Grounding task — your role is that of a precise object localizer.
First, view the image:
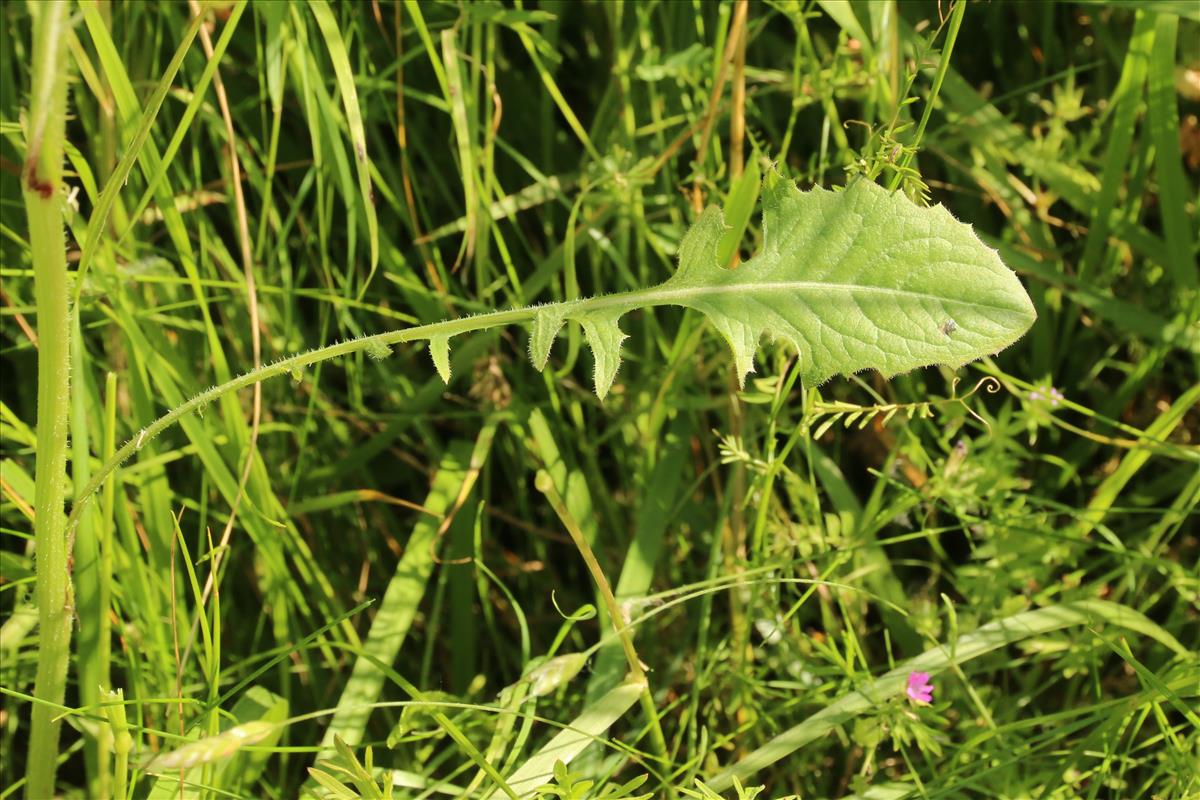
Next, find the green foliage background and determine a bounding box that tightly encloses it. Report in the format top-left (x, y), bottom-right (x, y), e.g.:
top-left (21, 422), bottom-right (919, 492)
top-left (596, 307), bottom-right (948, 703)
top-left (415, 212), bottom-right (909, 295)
top-left (1, 0), bottom-right (1197, 797)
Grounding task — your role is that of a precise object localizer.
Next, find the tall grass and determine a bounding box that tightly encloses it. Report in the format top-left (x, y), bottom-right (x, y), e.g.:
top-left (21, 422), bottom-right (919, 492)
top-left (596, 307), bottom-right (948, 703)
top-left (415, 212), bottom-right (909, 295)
top-left (1, 1), bottom-right (1197, 798)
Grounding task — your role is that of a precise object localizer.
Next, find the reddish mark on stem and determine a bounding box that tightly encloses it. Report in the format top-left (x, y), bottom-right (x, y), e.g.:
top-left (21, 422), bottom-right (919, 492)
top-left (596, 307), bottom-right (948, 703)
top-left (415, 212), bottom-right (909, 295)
top-left (24, 161), bottom-right (54, 198)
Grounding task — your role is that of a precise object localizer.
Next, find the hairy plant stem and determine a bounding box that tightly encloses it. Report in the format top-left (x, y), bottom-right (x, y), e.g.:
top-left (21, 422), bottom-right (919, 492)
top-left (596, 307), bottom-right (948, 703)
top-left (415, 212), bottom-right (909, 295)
top-left (65, 285), bottom-right (669, 536)
top-left (24, 3), bottom-right (73, 797)
top-left (67, 306), bottom-right (528, 534)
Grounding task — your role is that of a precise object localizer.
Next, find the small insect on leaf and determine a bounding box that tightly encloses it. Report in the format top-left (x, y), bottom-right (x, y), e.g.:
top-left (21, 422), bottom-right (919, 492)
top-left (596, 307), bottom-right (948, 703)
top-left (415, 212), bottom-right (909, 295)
top-left (940, 319), bottom-right (958, 336)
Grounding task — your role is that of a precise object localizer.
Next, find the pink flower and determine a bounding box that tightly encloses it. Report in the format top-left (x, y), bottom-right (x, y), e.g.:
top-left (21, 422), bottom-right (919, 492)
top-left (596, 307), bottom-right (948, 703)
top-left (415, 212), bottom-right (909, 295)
top-left (906, 671), bottom-right (933, 705)
top-left (1029, 386), bottom-right (1064, 407)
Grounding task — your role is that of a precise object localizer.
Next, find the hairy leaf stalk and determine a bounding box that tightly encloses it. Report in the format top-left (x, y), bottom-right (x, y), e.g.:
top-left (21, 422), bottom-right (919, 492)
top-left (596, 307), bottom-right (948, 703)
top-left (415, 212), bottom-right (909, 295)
top-left (24, 2), bottom-right (74, 797)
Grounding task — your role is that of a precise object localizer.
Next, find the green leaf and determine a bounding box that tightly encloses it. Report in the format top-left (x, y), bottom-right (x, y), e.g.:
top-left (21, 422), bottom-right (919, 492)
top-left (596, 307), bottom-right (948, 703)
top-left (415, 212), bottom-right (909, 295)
top-left (530, 307), bottom-right (568, 372)
top-left (716, 153), bottom-right (762, 266)
top-left (575, 309), bottom-right (628, 401)
top-left (430, 335), bottom-right (452, 384)
top-left (308, 0), bottom-right (379, 290)
top-left (534, 178), bottom-right (1036, 395)
top-left (485, 679), bottom-right (645, 798)
top-left (68, 180), bottom-right (1036, 525)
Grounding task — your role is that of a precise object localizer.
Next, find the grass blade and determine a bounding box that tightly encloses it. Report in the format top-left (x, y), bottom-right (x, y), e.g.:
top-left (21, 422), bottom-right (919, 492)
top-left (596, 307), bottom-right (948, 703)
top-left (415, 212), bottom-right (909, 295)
top-left (708, 599), bottom-right (1188, 791)
top-left (488, 679), bottom-right (646, 799)
top-left (317, 440), bottom-right (480, 754)
top-left (307, 0), bottom-right (380, 293)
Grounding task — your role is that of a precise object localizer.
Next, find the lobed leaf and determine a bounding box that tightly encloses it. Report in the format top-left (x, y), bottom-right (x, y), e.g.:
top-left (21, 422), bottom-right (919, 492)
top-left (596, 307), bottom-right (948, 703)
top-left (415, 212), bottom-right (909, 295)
top-left (532, 178), bottom-right (1036, 397)
top-left (68, 180), bottom-right (1037, 534)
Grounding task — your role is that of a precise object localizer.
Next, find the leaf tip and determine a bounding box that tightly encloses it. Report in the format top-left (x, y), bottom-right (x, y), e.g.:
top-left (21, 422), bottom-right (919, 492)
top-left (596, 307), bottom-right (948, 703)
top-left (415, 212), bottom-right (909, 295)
top-left (429, 335), bottom-right (451, 384)
top-left (591, 329), bottom-right (628, 401)
top-left (530, 308), bottom-right (566, 372)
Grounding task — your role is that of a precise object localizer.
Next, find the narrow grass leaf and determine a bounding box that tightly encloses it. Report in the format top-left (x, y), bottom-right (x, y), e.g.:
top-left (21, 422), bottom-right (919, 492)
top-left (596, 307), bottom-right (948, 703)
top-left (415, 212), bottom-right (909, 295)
top-left (317, 441), bottom-right (477, 754)
top-left (73, 8), bottom-right (205, 292)
top-left (1079, 10), bottom-right (1155, 281)
top-left (716, 151), bottom-right (762, 266)
top-left (1145, 11), bottom-right (1196, 290)
top-left (308, 0), bottom-right (379, 289)
top-left (489, 679), bottom-right (645, 799)
top-left (709, 599), bottom-right (1188, 790)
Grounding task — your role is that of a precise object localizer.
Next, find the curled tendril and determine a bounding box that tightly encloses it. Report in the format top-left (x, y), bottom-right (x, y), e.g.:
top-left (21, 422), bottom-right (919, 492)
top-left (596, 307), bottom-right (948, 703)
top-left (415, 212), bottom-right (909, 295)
top-left (948, 375), bottom-right (1000, 399)
top-left (957, 376), bottom-right (1001, 400)
top-left (954, 376), bottom-right (1003, 432)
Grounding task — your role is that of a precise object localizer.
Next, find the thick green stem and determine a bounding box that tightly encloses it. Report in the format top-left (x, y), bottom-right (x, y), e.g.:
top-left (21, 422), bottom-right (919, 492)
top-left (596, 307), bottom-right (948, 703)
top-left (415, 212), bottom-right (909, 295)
top-left (24, 3), bottom-right (73, 797)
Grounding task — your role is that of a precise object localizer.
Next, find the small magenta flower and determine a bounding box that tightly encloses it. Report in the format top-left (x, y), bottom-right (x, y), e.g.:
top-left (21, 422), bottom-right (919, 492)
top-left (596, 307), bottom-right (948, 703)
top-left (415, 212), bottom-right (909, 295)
top-left (906, 671), bottom-right (933, 705)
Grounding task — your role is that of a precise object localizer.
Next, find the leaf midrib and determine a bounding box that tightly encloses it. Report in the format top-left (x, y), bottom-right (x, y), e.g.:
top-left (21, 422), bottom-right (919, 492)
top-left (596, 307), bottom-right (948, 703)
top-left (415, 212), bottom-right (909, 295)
top-left (577, 281), bottom-right (1030, 316)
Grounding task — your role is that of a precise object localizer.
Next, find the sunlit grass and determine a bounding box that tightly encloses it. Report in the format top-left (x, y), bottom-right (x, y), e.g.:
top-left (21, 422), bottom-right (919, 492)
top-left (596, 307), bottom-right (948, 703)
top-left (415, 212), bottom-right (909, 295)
top-left (1, 1), bottom-right (1197, 798)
